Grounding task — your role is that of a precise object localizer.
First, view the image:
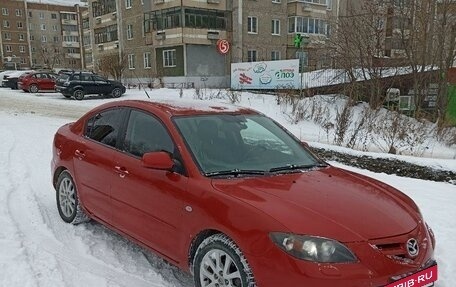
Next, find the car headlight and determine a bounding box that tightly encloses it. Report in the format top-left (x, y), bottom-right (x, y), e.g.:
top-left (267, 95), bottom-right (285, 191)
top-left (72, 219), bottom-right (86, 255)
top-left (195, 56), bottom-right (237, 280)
top-left (63, 81), bottom-right (70, 87)
top-left (270, 232), bottom-right (357, 263)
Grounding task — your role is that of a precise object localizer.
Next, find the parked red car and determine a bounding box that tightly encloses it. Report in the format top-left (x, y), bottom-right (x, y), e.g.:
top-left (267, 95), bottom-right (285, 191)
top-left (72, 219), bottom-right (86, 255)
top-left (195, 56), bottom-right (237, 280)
top-left (18, 72), bottom-right (57, 93)
top-left (51, 100), bottom-right (436, 287)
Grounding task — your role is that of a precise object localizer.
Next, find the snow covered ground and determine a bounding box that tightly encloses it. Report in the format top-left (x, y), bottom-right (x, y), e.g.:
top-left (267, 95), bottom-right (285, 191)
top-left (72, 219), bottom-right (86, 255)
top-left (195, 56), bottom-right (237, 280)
top-left (0, 87), bottom-right (454, 286)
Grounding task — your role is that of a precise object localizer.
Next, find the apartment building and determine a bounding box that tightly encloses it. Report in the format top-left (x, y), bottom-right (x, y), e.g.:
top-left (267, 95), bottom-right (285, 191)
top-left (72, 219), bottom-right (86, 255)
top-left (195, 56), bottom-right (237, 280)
top-left (0, 0), bottom-right (85, 71)
top-left (81, 0), bottom-right (338, 85)
top-left (27, 3), bottom-right (84, 70)
top-left (0, 0), bottom-right (30, 69)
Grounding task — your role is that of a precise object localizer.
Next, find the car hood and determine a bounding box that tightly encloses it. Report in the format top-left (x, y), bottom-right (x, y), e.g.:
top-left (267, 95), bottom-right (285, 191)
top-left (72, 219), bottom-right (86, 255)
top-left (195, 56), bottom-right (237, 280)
top-left (211, 166), bottom-right (419, 242)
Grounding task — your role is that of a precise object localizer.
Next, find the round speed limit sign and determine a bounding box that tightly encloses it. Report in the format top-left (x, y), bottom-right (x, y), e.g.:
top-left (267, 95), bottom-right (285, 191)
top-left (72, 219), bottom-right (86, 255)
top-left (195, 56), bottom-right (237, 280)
top-left (216, 39), bottom-right (230, 54)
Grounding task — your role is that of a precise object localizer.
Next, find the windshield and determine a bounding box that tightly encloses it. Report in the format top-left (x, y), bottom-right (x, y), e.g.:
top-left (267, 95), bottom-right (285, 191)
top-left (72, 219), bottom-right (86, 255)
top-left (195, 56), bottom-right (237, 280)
top-left (173, 114), bottom-right (320, 175)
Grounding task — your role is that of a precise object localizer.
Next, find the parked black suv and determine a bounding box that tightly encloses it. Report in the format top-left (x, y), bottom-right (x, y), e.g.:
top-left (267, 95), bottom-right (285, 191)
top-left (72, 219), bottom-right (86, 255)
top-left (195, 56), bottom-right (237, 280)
top-left (55, 71), bottom-right (126, 100)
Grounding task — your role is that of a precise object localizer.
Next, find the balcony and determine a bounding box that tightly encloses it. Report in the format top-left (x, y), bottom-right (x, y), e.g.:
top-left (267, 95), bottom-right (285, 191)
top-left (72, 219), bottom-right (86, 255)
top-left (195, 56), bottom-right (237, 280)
top-left (61, 19), bottom-right (78, 26)
top-left (62, 31), bottom-right (79, 36)
top-left (62, 42), bottom-right (80, 48)
top-left (66, 53), bottom-right (81, 59)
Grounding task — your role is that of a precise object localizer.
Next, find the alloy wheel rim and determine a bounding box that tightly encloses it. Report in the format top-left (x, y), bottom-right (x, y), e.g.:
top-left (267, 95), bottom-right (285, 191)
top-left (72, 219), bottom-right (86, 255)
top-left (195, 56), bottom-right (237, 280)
top-left (75, 91), bottom-right (83, 99)
top-left (113, 89), bottom-right (120, 97)
top-left (30, 85), bottom-right (38, 93)
top-left (200, 249), bottom-right (243, 287)
top-left (58, 178), bottom-right (76, 218)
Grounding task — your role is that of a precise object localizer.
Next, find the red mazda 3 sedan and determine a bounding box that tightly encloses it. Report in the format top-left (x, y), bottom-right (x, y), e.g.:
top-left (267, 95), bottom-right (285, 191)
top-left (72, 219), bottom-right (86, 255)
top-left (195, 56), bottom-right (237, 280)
top-left (51, 100), bottom-right (436, 287)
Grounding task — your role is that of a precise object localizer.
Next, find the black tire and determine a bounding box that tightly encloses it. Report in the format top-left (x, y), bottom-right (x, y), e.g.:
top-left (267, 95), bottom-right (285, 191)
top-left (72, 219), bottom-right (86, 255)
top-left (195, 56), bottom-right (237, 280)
top-left (56, 170), bottom-right (90, 224)
top-left (111, 87), bottom-right (122, 98)
top-left (193, 234), bottom-right (256, 287)
top-left (73, 89), bottom-right (85, 100)
top-left (29, 84), bottom-right (39, 93)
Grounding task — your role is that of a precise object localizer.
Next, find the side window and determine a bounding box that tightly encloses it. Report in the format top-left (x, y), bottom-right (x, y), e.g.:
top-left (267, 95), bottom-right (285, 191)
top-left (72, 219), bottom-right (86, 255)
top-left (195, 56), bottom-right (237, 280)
top-left (81, 74), bottom-right (92, 81)
top-left (124, 110), bottom-right (174, 157)
top-left (93, 75), bottom-right (106, 82)
top-left (85, 109), bottom-right (123, 148)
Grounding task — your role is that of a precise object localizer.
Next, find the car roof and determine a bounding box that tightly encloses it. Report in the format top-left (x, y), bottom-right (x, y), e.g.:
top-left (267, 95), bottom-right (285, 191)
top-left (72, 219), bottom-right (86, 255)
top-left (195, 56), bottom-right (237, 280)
top-left (96, 99), bottom-right (259, 117)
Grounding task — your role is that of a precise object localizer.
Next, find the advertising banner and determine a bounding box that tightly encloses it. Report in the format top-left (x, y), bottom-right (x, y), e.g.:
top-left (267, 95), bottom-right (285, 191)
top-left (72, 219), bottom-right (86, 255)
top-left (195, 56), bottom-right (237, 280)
top-left (231, 59), bottom-right (300, 90)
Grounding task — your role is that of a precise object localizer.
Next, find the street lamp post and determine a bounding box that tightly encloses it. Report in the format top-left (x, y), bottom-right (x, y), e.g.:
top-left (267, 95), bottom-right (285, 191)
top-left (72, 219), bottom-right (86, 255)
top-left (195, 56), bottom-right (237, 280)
top-left (293, 34), bottom-right (309, 98)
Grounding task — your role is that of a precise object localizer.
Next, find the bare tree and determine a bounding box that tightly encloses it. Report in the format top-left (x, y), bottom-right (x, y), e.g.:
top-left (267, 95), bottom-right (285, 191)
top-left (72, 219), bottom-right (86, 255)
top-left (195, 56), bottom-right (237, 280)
top-left (37, 43), bottom-right (64, 70)
top-left (97, 52), bottom-right (127, 81)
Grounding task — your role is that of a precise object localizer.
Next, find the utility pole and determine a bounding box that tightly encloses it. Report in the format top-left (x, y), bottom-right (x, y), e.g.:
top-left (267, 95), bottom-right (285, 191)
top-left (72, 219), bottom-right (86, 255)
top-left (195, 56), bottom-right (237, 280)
top-left (293, 33), bottom-right (309, 98)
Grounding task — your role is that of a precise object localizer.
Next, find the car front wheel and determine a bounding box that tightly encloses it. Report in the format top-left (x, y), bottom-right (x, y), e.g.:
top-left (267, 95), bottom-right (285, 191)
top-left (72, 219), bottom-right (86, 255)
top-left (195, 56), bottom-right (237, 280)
top-left (56, 171), bottom-right (89, 224)
top-left (193, 234), bottom-right (256, 287)
top-left (111, 87), bottom-right (122, 98)
top-left (29, 84), bottom-right (39, 93)
top-left (73, 89), bottom-right (85, 100)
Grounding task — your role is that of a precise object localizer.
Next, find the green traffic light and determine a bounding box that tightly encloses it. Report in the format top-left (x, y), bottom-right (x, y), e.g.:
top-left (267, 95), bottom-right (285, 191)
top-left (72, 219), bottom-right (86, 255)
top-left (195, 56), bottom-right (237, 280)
top-left (294, 34), bottom-right (302, 48)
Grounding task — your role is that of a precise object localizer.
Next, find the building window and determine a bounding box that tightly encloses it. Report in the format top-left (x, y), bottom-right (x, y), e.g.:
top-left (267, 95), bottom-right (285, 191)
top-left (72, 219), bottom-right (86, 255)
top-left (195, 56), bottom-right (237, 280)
top-left (16, 9), bottom-right (22, 16)
top-left (54, 36), bottom-right (59, 42)
top-left (247, 16), bottom-right (257, 34)
top-left (272, 19), bottom-right (280, 35)
top-left (39, 12), bottom-right (44, 19)
top-left (92, 0), bottom-right (117, 17)
top-left (126, 0), bottom-right (132, 9)
top-left (19, 46), bottom-right (25, 53)
top-left (4, 32), bottom-right (11, 40)
top-left (19, 34), bottom-right (24, 41)
top-left (94, 24), bottom-right (118, 44)
top-left (41, 24), bottom-right (46, 30)
top-left (51, 13), bottom-right (57, 19)
top-left (5, 45), bottom-right (12, 52)
top-left (127, 24), bottom-right (133, 40)
top-left (2, 8), bottom-right (8, 16)
top-left (288, 16), bottom-right (328, 36)
top-left (144, 52), bottom-right (151, 68)
top-left (28, 11), bottom-right (32, 17)
top-left (21, 58), bottom-right (26, 64)
top-left (53, 25), bottom-right (58, 31)
top-left (163, 49), bottom-right (176, 67)
top-left (3, 20), bottom-right (9, 28)
top-left (17, 22), bottom-right (23, 29)
top-left (271, 51), bottom-right (280, 61)
top-left (247, 50), bottom-right (257, 62)
top-left (41, 35), bottom-right (47, 43)
top-left (272, 0), bottom-right (281, 2)
top-left (128, 54), bottom-right (136, 69)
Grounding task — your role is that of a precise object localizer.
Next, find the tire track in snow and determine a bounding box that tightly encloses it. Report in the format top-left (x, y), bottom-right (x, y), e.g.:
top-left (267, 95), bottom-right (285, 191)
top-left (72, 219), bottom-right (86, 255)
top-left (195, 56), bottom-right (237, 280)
top-left (1, 113), bottom-right (176, 287)
top-left (1, 128), bottom-right (41, 287)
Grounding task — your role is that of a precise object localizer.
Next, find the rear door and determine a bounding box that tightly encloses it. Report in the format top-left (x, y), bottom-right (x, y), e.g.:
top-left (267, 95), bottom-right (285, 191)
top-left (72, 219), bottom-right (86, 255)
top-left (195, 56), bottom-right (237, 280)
top-left (72, 108), bottom-right (127, 224)
top-left (110, 109), bottom-right (188, 260)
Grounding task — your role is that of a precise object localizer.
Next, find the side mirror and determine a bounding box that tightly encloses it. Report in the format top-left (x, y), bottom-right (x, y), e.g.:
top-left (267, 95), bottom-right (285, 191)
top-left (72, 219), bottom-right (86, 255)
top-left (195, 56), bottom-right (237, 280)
top-left (142, 151), bottom-right (174, 170)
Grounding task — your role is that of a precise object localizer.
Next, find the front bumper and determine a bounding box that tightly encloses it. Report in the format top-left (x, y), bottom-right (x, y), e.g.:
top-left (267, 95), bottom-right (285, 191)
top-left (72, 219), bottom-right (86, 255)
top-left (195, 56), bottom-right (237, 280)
top-left (248, 224), bottom-right (435, 287)
top-left (55, 85), bottom-right (71, 95)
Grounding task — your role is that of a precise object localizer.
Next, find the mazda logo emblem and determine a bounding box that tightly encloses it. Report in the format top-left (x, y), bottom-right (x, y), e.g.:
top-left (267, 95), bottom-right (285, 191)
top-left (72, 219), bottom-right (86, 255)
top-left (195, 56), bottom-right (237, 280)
top-left (406, 238), bottom-right (419, 257)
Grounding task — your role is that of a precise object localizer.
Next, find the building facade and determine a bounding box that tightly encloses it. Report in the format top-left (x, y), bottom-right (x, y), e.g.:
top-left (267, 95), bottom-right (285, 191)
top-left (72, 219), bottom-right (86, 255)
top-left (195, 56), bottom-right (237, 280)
top-left (0, 0), bottom-right (30, 69)
top-left (79, 0), bottom-right (341, 85)
top-left (0, 0), bottom-right (85, 71)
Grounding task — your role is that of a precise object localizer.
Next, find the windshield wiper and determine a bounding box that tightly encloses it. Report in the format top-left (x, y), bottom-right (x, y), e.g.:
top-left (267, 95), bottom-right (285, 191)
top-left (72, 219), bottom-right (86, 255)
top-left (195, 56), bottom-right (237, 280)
top-left (205, 169), bottom-right (267, 178)
top-left (269, 163), bottom-right (327, 173)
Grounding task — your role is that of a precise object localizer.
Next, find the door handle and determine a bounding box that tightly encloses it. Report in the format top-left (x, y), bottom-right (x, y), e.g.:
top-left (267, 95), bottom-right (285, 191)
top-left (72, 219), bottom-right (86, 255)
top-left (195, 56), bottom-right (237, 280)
top-left (74, 149), bottom-right (85, 160)
top-left (114, 166), bottom-right (129, 178)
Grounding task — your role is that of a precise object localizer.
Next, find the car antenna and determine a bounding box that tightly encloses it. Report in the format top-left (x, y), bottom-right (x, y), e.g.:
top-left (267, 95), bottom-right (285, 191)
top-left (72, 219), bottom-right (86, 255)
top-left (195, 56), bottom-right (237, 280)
top-left (131, 69), bottom-right (150, 99)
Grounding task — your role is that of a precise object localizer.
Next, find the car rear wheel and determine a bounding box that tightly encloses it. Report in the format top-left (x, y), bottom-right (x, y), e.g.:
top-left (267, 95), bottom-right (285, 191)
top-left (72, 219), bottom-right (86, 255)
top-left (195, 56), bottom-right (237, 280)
top-left (29, 84), bottom-right (39, 93)
top-left (111, 87), bottom-right (122, 98)
top-left (193, 234), bottom-right (256, 287)
top-left (56, 171), bottom-right (90, 224)
top-left (73, 89), bottom-right (85, 100)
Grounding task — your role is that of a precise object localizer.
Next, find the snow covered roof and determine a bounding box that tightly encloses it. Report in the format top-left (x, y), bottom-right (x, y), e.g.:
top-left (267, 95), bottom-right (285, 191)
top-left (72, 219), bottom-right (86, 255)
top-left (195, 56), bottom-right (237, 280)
top-left (26, 0), bottom-right (84, 7)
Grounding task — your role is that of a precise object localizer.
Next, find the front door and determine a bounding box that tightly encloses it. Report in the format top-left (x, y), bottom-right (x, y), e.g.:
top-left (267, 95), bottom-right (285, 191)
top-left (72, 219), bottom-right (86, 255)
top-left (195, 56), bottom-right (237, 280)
top-left (72, 107), bottom-right (127, 224)
top-left (110, 109), bottom-right (187, 261)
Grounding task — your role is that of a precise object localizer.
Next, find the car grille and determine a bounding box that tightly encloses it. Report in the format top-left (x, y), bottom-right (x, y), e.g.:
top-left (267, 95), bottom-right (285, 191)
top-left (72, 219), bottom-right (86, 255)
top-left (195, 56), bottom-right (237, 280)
top-left (369, 224), bottom-right (426, 264)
